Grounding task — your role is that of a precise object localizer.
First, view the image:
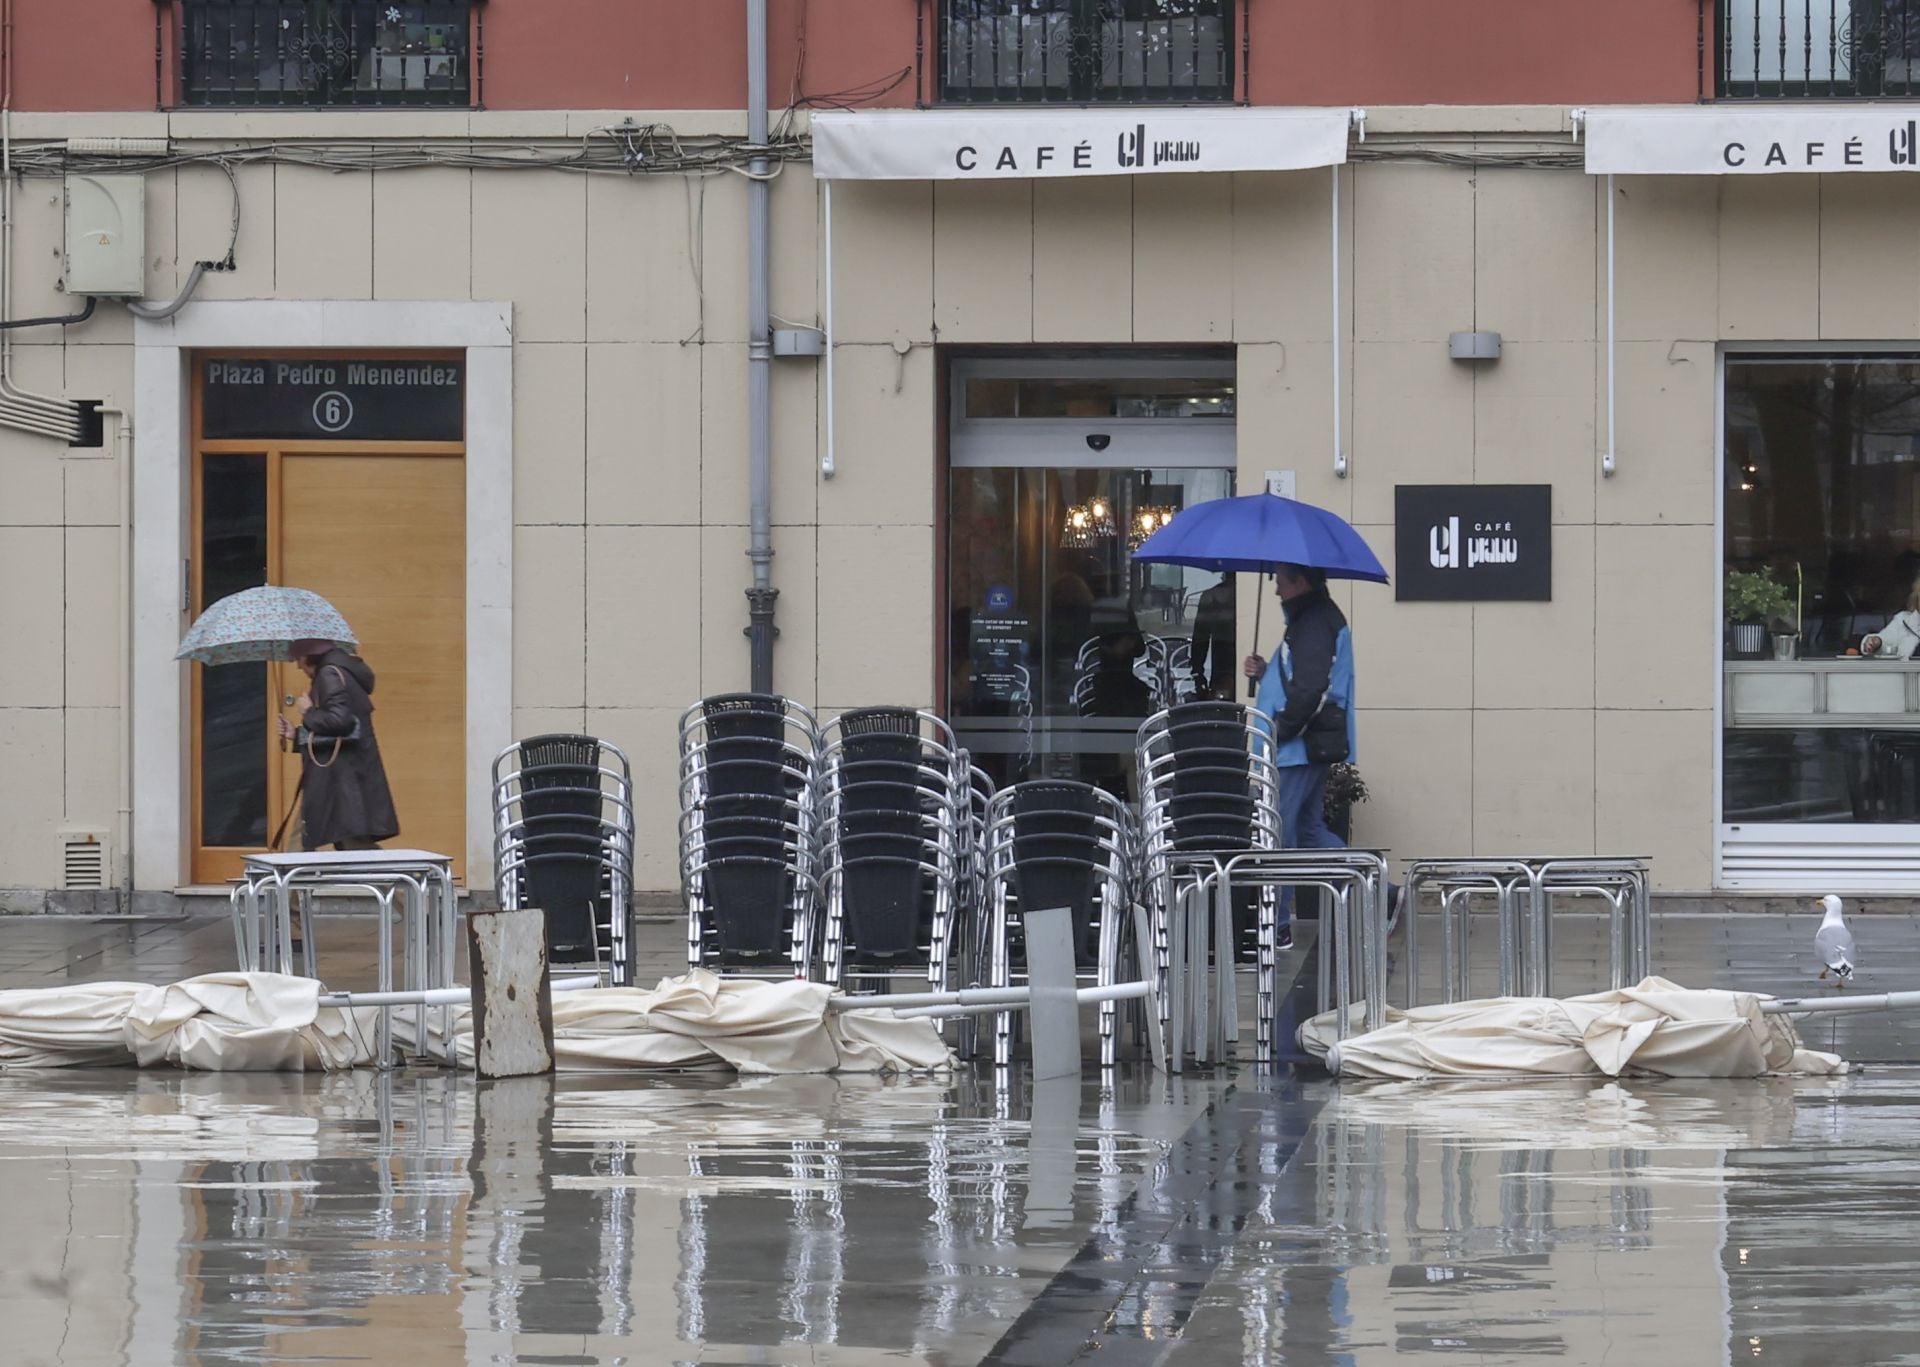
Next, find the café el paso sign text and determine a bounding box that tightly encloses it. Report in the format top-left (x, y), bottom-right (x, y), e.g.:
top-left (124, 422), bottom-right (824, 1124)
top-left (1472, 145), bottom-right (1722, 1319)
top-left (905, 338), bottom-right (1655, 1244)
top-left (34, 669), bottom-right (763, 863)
top-left (1585, 106), bottom-right (1920, 175)
top-left (811, 108), bottom-right (1353, 181)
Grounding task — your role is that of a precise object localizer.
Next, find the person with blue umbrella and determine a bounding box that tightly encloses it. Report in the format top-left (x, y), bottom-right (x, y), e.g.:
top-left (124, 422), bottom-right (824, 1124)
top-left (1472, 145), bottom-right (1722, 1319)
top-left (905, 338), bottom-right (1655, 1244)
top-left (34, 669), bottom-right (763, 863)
top-left (1133, 491), bottom-right (1402, 936)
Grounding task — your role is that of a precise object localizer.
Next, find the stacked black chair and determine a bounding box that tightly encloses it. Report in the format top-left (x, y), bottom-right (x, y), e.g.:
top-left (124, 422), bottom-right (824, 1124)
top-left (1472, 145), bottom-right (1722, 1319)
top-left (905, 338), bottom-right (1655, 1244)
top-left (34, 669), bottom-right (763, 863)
top-left (1136, 702), bottom-right (1283, 1059)
top-left (492, 734), bottom-right (637, 985)
top-left (982, 779), bottom-right (1136, 1067)
top-left (678, 693), bottom-right (819, 978)
top-left (815, 707), bottom-right (966, 994)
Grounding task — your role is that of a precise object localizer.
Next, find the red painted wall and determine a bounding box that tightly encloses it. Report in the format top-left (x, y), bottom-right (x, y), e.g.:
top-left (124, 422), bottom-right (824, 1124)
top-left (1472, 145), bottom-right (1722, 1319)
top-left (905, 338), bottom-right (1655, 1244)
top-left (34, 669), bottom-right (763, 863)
top-left (1249, 0), bottom-right (1701, 106)
top-left (6, 0), bottom-right (1697, 112)
top-left (11, 0), bottom-right (165, 110)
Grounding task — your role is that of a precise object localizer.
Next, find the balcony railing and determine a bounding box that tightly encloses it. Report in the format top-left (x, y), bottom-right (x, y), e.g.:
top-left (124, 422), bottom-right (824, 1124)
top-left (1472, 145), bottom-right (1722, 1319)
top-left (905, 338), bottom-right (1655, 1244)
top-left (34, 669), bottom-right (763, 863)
top-left (939, 0), bottom-right (1235, 105)
top-left (1718, 0), bottom-right (1920, 96)
top-left (181, 1), bottom-right (475, 108)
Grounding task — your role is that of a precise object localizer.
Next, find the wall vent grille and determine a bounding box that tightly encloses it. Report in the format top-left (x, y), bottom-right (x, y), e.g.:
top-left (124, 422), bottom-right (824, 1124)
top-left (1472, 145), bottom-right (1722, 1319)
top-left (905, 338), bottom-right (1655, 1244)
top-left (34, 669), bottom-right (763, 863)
top-left (58, 830), bottom-right (110, 891)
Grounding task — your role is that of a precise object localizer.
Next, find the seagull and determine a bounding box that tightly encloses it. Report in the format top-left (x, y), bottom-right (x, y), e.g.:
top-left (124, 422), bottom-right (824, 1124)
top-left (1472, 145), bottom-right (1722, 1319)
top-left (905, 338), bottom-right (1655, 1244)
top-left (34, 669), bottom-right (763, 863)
top-left (1815, 894), bottom-right (1856, 983)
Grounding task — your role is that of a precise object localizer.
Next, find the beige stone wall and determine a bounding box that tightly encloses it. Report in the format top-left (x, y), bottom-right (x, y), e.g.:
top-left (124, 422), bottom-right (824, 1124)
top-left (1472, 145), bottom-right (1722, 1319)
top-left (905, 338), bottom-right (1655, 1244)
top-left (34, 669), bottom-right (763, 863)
top-left (4, 107), bottom-right (1918, 894)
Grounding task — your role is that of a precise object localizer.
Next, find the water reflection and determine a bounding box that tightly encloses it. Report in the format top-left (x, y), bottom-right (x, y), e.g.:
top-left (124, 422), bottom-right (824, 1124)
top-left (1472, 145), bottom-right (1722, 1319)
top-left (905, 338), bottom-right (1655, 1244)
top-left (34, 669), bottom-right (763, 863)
top-left (0, 1066), bottom-right (1211, 1366)
top-left (1179, 1074), bottom-right (1916, 1367)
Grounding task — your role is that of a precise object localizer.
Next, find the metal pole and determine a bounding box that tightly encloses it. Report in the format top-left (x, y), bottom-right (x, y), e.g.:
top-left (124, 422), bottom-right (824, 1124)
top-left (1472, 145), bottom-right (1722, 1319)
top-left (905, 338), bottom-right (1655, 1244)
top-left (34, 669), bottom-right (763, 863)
top-left (745, 0), bottom-right (778, 691)
top-left (1603, 172), bottom-right (1617, 478)
top-left (318, 977), bottom-right (599, 1011)
top-left (1761, 988), bottom-right (1920, 1017)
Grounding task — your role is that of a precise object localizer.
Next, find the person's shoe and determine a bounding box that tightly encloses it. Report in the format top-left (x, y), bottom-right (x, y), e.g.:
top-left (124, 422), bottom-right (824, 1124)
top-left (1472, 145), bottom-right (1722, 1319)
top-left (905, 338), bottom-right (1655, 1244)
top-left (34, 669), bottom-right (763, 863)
top-left (1276, 926), bottom-right (1294, 952)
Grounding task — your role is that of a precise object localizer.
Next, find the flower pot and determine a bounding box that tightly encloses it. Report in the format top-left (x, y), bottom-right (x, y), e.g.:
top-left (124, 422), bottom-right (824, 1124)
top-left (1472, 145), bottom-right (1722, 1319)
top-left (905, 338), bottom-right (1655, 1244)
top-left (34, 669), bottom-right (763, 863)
top-left (1771, 633), bottom-right (1799, 661)
top-left (1730, 622), bottom-right (1767, 657)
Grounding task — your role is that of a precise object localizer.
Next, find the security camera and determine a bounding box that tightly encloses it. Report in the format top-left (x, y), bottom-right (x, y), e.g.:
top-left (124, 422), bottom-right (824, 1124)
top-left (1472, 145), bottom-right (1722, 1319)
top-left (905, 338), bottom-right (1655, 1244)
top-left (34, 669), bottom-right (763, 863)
top-left (1086, 433), bottom-right (1112, 452)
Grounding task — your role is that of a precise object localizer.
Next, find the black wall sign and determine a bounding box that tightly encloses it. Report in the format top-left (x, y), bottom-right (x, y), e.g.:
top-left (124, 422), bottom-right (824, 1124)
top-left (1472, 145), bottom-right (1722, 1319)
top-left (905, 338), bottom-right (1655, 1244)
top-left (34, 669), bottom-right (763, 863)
top-left (1394, 485), bottom-right (1552, 602)
top-left (201, 357), bottom-right (464, 442)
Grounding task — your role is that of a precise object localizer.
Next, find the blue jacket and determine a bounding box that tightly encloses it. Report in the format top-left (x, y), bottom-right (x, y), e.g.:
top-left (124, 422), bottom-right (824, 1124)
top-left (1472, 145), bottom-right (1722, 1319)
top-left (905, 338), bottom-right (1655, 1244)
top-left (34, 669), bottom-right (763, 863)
top-left (1253, 589), bottom-right (1356, 768)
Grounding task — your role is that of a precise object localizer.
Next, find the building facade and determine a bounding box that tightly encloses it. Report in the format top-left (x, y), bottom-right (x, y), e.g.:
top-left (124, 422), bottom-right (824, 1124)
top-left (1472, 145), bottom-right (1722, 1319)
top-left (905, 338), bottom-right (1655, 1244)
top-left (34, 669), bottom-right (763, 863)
top-left (1, 0), bottom-right (1914, 905)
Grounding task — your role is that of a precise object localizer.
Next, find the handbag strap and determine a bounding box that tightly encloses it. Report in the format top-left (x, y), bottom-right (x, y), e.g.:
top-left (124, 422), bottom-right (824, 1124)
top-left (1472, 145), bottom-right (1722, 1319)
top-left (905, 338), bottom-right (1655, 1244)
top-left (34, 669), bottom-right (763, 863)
top-left (302, 665), bottom-right (358, 769)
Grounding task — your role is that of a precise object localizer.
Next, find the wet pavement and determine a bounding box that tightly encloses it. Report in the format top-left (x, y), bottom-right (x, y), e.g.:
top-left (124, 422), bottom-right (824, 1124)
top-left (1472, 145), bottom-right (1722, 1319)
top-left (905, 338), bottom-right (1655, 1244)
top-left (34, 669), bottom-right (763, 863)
top-left (1, 914), bottom-right (1919, 1365)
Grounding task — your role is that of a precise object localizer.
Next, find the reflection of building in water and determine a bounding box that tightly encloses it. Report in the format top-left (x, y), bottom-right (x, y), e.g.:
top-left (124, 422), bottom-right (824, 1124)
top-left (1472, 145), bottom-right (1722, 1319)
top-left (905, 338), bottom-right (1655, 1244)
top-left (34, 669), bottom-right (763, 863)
top-left (176, 1073), bottom-right (471, 1365)
top-left (1249, 1086), bottom-right (1745, 1365)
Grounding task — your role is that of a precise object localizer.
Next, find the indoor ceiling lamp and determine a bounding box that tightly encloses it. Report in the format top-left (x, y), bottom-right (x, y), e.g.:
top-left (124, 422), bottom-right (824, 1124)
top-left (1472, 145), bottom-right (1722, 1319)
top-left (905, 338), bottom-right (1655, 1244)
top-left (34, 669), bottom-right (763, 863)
top-left (1129, 476), bottom-right (1180, 548)
top-left (1062, 496), bottom-right (1116, 548)
top-left (1128, 505), bottom-right (1178, 549)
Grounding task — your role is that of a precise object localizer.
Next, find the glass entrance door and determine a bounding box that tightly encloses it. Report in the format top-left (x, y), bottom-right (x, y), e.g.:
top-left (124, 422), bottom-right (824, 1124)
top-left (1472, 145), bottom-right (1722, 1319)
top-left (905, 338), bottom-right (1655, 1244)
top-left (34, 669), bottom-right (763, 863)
top-left (950, 465), bottom-right (1235, 801)
top-left (945, 355), bottom-right (1238, 803)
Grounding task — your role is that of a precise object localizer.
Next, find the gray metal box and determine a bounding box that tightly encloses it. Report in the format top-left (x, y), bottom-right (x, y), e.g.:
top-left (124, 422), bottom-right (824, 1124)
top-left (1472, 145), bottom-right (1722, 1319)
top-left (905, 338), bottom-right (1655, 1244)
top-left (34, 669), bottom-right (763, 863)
top-left (1447, 330), bottom-right (1503, 362)
top-left (63, 174), bottom-right (146, 297)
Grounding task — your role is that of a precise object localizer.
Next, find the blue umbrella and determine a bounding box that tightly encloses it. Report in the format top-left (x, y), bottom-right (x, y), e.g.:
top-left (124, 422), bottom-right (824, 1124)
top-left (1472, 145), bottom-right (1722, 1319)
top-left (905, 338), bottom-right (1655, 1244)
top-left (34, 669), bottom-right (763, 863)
top-left (1132, 492), bottom-right (1387, 695)
top-left (175, 585), bottom-right (357, 665)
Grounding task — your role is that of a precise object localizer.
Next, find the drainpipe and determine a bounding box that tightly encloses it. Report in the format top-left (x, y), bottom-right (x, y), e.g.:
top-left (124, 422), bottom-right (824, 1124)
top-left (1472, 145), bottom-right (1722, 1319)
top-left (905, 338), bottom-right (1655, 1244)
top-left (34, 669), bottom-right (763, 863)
top-left (744, 0), bottom-right (778, 692)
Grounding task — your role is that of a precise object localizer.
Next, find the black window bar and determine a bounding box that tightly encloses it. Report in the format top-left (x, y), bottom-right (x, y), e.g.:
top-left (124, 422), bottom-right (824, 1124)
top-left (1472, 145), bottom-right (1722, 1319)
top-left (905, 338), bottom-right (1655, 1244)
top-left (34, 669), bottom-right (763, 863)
top-left (940, 0), bottom-right (1233, 105)
top-left (181, 1), bottom-right (475, 108)
top-left (1716, 0), bottom-right (1920, 96)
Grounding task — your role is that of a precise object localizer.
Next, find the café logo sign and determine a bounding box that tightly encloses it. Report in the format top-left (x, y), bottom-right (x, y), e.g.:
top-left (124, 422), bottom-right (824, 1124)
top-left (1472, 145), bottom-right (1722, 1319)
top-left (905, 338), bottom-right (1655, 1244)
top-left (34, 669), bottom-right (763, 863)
top-left (1584, 107), bottom-right (1920, 176)
top-left (956, 123), bottom-right (1203, 175)
top-left (1395, 485), bottom-right (1551, 603)
top-left (1720, 119), bottom-right (1920, 169)
top-left (1428, 515), bottom-right (1519, 571)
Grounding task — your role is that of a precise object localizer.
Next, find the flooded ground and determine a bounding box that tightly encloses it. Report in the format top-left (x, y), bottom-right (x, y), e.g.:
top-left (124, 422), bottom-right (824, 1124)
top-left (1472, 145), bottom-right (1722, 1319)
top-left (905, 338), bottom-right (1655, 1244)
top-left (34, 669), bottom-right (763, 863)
top-left (1, 914), bottom-right (1917, 1365)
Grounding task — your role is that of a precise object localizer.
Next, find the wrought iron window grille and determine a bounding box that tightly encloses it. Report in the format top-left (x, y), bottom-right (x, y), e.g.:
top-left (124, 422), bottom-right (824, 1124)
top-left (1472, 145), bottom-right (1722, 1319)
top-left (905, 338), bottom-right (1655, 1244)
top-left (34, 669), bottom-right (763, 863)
top-left (1714, 0), bottom-right (1920, 97)
top-left (938, 0), bottom-right (1235, 105)
top-left (178, 1), bottom-right (477, 108)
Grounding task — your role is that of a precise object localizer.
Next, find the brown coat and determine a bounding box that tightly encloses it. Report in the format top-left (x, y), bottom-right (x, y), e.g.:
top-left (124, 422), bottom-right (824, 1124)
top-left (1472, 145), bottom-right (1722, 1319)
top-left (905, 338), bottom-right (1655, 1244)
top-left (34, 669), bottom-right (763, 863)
top-left (299, 648), bottom-right (400, 850)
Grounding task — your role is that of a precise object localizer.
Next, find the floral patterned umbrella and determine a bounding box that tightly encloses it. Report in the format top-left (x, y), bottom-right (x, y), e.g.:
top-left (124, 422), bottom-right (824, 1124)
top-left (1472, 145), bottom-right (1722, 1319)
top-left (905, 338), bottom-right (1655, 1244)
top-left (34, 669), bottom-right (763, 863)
top-left (175, 585), bottom-right (357, 665)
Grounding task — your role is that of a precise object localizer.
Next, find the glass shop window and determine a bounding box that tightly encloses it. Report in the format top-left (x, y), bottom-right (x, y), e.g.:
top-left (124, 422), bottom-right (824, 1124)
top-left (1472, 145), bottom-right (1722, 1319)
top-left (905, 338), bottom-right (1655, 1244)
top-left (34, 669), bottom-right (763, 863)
top-left (1723, 355), bottom-right (1920, 823)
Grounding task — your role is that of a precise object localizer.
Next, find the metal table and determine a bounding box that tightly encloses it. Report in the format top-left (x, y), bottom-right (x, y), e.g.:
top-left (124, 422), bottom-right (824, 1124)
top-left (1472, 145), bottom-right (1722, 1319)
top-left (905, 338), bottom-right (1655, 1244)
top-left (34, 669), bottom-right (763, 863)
top-left (230, 849), bottom-right (460, 1065)
top-left (1405, 855), bottom-right (1652, 1004)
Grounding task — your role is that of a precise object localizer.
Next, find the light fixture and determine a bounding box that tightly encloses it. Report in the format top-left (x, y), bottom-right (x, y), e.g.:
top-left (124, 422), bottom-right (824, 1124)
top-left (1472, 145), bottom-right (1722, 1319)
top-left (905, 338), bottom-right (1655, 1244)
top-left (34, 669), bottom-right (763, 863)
top-left (1128, 474), bottom-right (1181, 548)
top-left (1061, 503), bottom-right (1095, 548)
top-left (1062, 495), bottom-right (1116, 548)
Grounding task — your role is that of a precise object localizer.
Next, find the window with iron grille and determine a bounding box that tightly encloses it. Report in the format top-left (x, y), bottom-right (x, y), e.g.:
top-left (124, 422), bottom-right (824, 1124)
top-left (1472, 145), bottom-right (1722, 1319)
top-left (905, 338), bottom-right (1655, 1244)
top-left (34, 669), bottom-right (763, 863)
top-left (940, 0), bottom-right (1234, 105)
top-left (1718, 0), bottom-right (1920, 96)
top-left (181, 1), bottom-right (475, 107)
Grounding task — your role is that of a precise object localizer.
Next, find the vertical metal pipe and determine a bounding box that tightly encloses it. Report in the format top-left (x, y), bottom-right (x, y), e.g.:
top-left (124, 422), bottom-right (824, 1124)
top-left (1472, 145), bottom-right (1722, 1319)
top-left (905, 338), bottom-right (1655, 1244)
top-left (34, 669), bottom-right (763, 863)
top-left (1332, 163), bottom-right (1346, 478)
top-left (745, 0), bottom-right (778, 692)
top-left (821, 181), bottom-right (835, 477)
top-left (1603, 174), bottom-right (1616, 477)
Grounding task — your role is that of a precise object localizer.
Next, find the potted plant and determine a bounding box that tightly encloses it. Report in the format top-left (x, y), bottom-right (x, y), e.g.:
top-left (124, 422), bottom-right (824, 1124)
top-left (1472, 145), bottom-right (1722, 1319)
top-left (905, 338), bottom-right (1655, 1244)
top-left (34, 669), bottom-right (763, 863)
top-left (1323, 762), bottom-right (1370, 844)
top-left (1725, 567), bottom-right (1795, 658)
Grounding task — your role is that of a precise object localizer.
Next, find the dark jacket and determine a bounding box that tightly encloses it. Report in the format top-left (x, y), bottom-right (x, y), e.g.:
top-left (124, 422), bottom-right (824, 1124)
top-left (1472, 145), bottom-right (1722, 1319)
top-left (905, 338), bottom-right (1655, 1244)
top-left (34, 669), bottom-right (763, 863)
top-left (299, 648), bottom-right (400, 849)
top-left (1256, 588), bottom-right (1351, 750)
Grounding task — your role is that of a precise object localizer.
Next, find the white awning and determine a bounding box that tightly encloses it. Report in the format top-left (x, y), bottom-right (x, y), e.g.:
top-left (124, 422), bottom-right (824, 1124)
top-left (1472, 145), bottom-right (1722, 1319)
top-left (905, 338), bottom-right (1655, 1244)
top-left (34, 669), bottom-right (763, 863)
top-left (1584, 105), bottom-right (1920, 175)
top-left (811, 107), bottom-right (1355, 181)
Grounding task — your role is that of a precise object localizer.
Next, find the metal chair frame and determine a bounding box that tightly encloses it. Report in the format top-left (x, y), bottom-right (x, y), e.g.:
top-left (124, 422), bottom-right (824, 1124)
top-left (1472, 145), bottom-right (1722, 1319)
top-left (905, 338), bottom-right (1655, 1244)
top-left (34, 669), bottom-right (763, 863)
top-left (813, 709), bottom-right (969, 997)
top-left (981, 779), bottom-right (1137, 1068)
top-left (677, 695), bottom-right (822, 980)
top-left (491, 737), bottom-right (638, 986)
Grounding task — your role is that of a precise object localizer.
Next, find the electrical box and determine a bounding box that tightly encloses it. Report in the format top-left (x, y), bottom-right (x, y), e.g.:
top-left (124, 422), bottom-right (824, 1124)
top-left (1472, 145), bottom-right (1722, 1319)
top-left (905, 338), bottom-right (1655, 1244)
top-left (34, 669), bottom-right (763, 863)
top-left (63, 174), bottom-right (146, 297)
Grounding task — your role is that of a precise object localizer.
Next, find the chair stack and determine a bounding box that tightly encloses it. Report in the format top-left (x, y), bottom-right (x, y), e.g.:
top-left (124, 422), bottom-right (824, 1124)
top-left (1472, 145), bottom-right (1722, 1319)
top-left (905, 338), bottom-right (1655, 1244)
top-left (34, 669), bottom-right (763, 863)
top-left (491, 734), bottom-right (638, 985)
top-left (981, 779), bottom-right (1136, 1067)
top-left (815, 708), bottom-right (971, 994)
top-left (678, 694), bottom-right (820, 980)
top-left (1136, 702), bottom-right (1284, 1063)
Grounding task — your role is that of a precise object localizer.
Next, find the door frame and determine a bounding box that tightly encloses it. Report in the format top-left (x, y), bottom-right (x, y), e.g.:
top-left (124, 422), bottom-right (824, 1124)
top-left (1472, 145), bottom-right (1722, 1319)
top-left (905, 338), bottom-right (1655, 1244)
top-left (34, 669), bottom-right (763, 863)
top-left (136, 302), bottom-right (513, 891)
top-left (188, 431), bottom-right (466, 885)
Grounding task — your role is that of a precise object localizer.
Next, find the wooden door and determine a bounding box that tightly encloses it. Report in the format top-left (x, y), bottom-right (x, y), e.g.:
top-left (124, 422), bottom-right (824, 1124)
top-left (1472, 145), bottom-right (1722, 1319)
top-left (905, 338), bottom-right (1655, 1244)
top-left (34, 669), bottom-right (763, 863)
top-left (279, 452), bottom-right (467, 878)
